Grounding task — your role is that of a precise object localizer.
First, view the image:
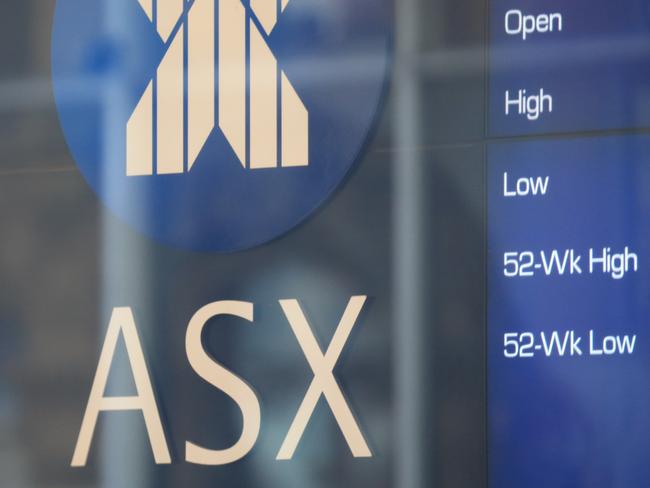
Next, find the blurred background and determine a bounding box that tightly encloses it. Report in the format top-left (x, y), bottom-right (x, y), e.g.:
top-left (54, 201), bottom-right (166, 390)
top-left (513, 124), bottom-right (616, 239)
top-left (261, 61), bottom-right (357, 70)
top-left (0, 0), bottom-right (486, 487)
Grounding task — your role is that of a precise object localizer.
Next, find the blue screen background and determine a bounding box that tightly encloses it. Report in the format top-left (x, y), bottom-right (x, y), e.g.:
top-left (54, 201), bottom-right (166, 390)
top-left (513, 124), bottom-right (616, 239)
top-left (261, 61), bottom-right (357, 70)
top-left (488, 136), bottom-right (650, 487)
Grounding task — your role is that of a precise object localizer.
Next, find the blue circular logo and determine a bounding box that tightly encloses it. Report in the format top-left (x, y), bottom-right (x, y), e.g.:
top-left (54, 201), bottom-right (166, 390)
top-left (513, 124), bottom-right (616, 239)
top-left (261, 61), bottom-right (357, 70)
top-left (52, 0), bottom-right (392, 251)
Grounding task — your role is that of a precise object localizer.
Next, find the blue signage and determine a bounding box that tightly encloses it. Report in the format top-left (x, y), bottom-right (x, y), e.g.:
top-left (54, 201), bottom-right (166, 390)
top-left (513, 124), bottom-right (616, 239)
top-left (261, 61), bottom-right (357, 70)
top-left (488, 135), bottom-right (650, 487)
top-left (490, 0), bottom-right (650, 136)
top-left (52, 0), bottom-right (392, 251)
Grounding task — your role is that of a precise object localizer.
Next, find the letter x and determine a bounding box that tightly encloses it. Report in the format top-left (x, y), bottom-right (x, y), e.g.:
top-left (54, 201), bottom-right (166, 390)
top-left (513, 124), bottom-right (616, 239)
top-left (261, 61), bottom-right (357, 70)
top-left (277, 296), bottom-right (372, 460)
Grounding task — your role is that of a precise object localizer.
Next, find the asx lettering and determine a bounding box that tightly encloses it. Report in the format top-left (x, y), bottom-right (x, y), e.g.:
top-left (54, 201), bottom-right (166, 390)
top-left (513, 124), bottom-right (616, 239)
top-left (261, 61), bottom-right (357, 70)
top-left (71, 296), bottom-right (371, 467)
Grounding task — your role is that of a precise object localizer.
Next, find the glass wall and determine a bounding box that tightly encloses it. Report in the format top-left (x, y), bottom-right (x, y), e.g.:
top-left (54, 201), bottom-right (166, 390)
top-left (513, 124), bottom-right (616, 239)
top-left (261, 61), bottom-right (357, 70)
top-left (2, 0), bottom-right (648, 487)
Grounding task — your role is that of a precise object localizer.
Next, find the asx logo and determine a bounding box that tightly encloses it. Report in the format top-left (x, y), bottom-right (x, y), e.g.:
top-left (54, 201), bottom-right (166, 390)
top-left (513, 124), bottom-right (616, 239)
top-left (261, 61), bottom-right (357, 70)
top-left (52, 0), bottom-right (392, 251)
top-left (127, 0), bottom-right (309, 176)
top-left (71, 296), bottom-right (372, 467)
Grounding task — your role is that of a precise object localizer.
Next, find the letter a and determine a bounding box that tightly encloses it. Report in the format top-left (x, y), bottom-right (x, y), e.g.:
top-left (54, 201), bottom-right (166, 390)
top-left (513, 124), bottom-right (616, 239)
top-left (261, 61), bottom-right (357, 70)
top-left (71, 307), bottom-right (171, 467)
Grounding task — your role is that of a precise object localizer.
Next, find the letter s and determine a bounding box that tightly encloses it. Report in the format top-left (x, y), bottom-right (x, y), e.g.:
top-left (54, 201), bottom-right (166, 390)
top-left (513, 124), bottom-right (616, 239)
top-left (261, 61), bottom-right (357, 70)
top-left (185, 301), bottom-right (261, 465)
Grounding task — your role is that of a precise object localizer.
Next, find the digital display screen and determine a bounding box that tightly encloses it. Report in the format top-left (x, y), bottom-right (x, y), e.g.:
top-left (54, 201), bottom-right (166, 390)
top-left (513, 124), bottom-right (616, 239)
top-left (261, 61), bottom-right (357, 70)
top-left (487, 1), bottom-right (650, 486)
top-left (488, 137), bottom-right (650, 487)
